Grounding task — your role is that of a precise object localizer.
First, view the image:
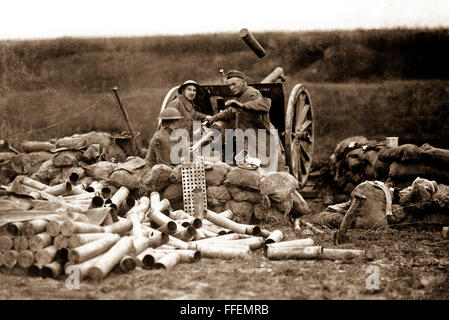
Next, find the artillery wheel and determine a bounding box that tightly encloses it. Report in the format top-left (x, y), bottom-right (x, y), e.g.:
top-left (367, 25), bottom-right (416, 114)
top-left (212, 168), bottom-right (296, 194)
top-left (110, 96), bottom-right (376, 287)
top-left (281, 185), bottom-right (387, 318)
top-left (284, 84), bottom-right (314, 188)
top-left (158, 86), bottom-right (180, 130)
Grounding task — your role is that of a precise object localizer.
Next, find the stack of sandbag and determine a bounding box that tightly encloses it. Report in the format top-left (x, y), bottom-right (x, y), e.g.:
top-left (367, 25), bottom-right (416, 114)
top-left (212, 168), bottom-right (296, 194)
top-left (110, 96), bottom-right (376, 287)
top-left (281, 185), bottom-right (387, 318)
top-left (157, 161), bottom-right (309, 226)
top-left (301, 176), bottom-right (449, 239)
top-left (303, 180), bottom-right (391, 231)
top-left (326, 136), bottom-right (390, 203)
top-left (0, 132), bottom-right (133, 187)
top-left (0, 151), bottom-right (53, 186)
top-left (379, 143), bottom-right (449, 189)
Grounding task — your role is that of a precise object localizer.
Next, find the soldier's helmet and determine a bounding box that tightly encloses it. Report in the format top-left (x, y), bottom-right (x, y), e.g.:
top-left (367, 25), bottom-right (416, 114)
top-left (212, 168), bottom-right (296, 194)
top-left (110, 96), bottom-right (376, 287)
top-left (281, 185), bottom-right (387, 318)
top-left (157, 107), bottom-right (184, 120)
top-left (178, 80), bottom-right (199, 94)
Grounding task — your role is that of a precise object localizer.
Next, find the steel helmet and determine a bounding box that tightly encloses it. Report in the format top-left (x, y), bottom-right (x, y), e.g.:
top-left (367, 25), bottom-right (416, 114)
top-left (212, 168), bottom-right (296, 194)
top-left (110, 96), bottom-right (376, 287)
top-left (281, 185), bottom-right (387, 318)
top-left (157, 107), bottom-right (184, 120)
top-left (178, 80), bottom-right (199, 94)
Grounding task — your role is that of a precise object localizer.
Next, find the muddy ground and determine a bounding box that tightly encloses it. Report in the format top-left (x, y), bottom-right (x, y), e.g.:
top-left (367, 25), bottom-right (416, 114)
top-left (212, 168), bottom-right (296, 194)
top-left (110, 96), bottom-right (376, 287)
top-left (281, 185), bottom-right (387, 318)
top-left (0, 199), bottom-right (448, 300)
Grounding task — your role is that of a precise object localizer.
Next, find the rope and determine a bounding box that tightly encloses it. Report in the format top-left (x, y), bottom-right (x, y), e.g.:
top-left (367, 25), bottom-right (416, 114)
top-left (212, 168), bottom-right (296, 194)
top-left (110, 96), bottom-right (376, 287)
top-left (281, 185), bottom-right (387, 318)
top-left (4, 95), bottom-right (107, 140)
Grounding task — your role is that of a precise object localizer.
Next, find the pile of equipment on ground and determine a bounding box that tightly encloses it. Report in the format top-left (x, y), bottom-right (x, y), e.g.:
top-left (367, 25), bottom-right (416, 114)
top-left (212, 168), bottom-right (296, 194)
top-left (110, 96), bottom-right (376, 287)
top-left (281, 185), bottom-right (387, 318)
top-left (0, 176), bottom-right (365, 281)
top-left (325, 136), bottom-right (449, 201)
top-left (307, 136), bottom-right (449, 241)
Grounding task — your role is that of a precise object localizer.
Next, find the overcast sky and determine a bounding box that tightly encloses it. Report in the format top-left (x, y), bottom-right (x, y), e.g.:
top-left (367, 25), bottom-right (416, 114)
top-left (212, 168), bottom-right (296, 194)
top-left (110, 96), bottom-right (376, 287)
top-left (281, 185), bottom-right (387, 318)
top-left (1, 0), bottom-right (448, 40)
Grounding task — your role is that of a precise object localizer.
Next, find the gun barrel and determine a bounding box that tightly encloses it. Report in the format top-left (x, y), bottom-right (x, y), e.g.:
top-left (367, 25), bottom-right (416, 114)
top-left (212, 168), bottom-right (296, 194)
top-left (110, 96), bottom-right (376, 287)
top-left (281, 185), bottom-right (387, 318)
top-left (239, 28), bottom-right (266, 58)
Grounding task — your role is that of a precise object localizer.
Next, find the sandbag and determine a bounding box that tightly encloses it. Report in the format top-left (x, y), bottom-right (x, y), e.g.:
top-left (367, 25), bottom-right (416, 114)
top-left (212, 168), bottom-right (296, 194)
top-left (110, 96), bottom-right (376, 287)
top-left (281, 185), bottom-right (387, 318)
top-left (162, 183), bottom-right (184, 204)
top-left (273, 198), bottom-right (293, 215)
top-left (373, 158), bottom-right (390, 180)
top-left (84, 161), bottom-right (117, 181)
top-left (346, 148), bottom-right (364, 171)
top-left (10, 152), bottom-right (53, 175)
top-left (82, 144), bottom-right (102, 163)
top-left (398, 144), bottom-right (423, 162)
top-left (387, 204), bottom-right (407, 224)
top-left (141, 163), bottom-right (173, 192)
top-left (334, 136), bottom-right (369, 159)
top-left (169, 165), bottom-right (183, 184)
top-left (362, 150), bottom-right (380, 179)
top-left (206, 185), bottom-right (231, 206)
top-left (420, 143), bottom-right (449, 167)
top-left (362, 149), bottom-right (378, 167)
top-left (389, 161), bottom-right (449, 184)
top-left (205, 162), bottom-right (232, 186)
top-left (227, 186), bottom-right (261, 204)
top-left (102, 143), bottom-right (127, 163)
top-left (52, 150), bottom-right (83, 167)
top-left (259, 172), bottom-right (298, 203)
top-left (399, 177), bottom-right (438, 215)
top-left (378, 144), bottom-right (422, 163)
top-left (0, 161), bottom-right (17, 185)
top-left (225, 200), bottom-right (254, 224)
top-left (432, 183), bottom-right (449, 209)
top-left (224, 167), bottom-right (261, 191)
top-left (253, 204), bottom-right (285, 224)
top-left (208, 204), bottom-right (225, 214)
top-left (31, 159), bottom-right (63, 183)
top-left (0, 152), bottom-right (17, 162)
top-left (55, 135), bottom-right (87, 149)
top-left (56, 132), bottom-right (127, 163)
top-left (83, 132), bottom-right (113, 147)
top-left (84, 132), bottom-right (127, 162)
top-left (400, 183), bottom-right (433, 215)
top-left (49, 174), bottom-right (65, 186)
top-left (108, 157), bottom-right (148, 189)
top-left (109, 168), bottom-right (144, 190)
top-left (350, 181), bottom-right (389, 229)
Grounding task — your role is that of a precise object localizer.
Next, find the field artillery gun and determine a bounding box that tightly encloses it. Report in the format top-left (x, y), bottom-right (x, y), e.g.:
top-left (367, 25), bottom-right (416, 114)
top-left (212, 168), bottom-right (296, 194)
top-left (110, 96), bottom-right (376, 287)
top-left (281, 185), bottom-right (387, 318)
top-left (159, 70), bottom-right (314, 189)
top-left (159, 29), bottom-right (314, 188)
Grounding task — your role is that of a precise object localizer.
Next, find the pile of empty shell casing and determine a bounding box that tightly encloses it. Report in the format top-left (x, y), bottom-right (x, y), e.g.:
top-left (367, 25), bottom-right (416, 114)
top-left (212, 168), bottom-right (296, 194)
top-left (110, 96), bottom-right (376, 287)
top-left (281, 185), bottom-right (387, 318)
top-left (0, 175), bottom-right (366, 282)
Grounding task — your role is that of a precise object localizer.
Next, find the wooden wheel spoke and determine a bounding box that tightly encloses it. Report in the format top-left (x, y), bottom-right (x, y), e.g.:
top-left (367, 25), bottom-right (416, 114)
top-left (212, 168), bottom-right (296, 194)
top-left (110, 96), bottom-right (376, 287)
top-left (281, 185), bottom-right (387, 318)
top-left (299, 143), bottom-right (311, 163)
top-left (299, 119), bottom-right (312, 133)
top-left (296, 101), bottom-right (310, 128)
top-left (294, 140), bottom-right (311, 164)
top-left (294, 93), bottom-right (307, 125)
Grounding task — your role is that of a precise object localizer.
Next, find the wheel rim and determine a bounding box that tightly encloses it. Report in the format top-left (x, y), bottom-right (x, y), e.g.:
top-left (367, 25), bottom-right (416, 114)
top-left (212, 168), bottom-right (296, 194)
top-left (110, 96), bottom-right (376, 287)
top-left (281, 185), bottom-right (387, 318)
top-left (284, 84), bottom-right (314, 188)
top-left (158, 86), bottom-right (180, 130)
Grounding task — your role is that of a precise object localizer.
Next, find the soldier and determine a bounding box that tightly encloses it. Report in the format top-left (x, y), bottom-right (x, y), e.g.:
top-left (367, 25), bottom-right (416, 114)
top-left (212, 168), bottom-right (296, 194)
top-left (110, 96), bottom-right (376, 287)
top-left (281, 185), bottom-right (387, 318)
top-left (205, 70), bottom-right (286, 171)
top-left (167, 80), bottom-right (208, 139)
top-left (145, 108), bottom-right (188, 168)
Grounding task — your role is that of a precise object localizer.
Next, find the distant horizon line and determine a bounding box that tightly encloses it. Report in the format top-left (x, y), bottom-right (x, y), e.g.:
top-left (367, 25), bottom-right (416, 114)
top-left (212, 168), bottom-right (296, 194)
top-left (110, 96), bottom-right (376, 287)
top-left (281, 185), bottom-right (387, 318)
top-left (1, 25), bottom-right (448, 42)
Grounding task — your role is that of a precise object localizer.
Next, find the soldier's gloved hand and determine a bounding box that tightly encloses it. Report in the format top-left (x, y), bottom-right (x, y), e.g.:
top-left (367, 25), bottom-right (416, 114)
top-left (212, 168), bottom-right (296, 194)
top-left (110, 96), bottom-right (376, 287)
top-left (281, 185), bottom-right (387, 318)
top-left (225, 99), bottom-right (244, 109)
top-left (205, 115), bottom-right (214, 125)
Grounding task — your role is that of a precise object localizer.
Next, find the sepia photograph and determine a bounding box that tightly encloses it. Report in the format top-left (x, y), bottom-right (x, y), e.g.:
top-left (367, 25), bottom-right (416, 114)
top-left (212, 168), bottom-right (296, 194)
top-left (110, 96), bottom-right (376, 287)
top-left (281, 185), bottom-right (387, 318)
top-left (1, 0), bottom-right (448, 312)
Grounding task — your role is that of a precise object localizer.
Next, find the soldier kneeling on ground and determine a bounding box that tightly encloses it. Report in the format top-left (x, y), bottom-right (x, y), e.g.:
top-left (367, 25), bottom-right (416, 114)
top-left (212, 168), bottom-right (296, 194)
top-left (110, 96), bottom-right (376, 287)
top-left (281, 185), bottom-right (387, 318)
top-left (145, 108), bottom-right (189, 168)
